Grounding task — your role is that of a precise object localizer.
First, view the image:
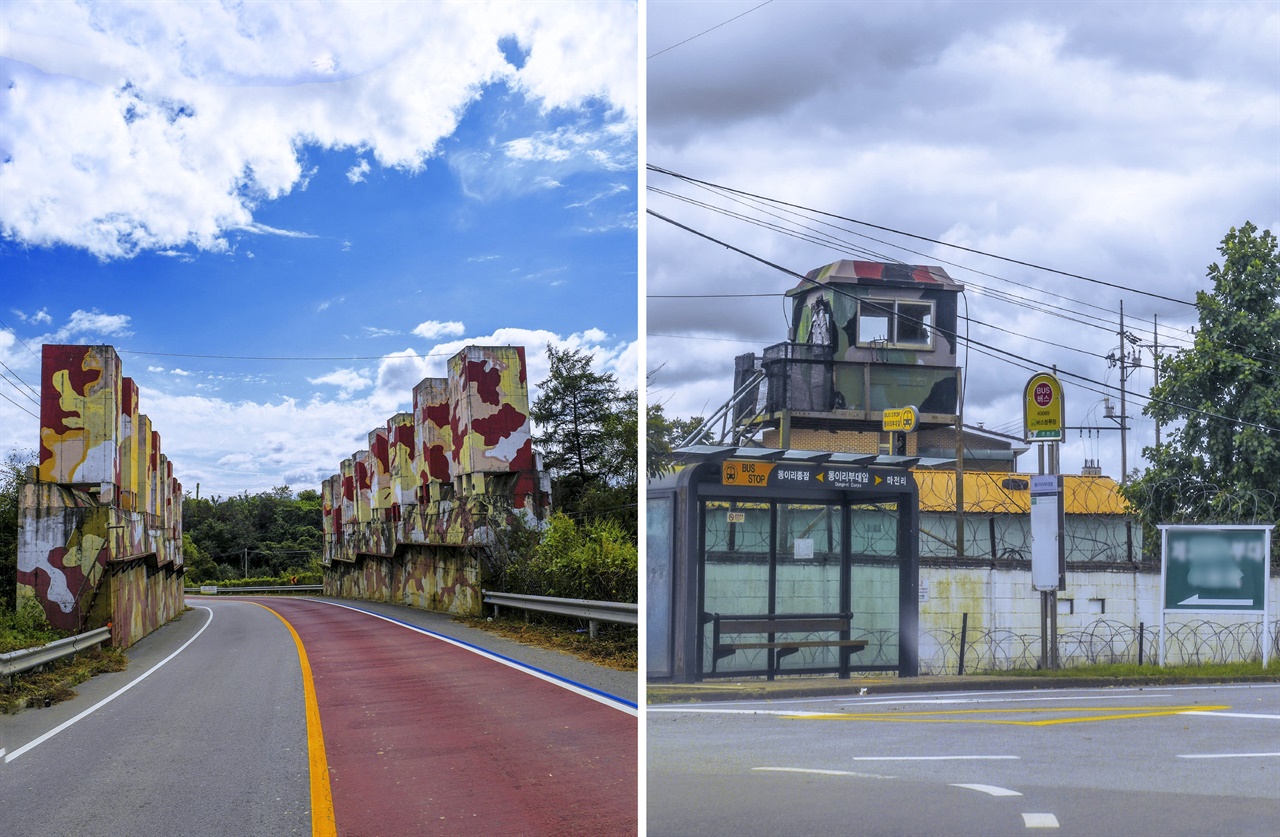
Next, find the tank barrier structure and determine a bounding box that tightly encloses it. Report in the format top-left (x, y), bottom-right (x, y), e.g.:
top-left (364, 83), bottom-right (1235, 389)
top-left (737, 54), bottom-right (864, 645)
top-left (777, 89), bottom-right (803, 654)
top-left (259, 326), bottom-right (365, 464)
top-left (320, 345), bottom-right (552, 616)
top-left (17, 345), bottom-right (185, 648)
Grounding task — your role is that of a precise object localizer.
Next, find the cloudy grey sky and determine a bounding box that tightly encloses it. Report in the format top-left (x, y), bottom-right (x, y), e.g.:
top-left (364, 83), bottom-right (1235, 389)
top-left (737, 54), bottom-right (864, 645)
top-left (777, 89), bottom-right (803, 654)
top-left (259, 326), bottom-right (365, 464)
top-left (646, 0), bottom-right (1279, 478)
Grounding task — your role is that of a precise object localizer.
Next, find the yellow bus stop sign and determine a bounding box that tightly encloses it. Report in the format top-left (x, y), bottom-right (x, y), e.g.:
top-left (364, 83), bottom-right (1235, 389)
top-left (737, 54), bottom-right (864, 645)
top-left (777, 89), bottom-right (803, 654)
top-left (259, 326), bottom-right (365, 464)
top-left (1024, 372), bottom-right (1064, 441)
top-left (883, 406), bottom-right (919, 433)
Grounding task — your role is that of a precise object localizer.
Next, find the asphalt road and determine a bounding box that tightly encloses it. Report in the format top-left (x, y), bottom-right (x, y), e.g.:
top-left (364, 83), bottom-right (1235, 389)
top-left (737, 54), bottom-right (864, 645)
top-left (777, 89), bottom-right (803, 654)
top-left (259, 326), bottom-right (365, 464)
top-left (1, 600), bottom-right (310, 837)
top-left (2, 596), bottom-right (638, 837)
top-left (648, 683), bottom-right (1280, 836)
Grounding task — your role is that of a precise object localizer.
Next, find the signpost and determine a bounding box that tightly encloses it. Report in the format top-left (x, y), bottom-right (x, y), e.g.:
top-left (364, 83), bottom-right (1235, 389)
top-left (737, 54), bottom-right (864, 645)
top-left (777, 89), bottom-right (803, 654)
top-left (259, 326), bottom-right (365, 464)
top-left (1158, 525), bottom-right (1273, 666)
top-left (883, 405), bottom-right (919, 457)
top-left (1024, 372), bottom-right (1066, 669)
top-left (722, 461), bottom-right (911, 491)
top-left (1030, 475), bottom-right (1065, 592)
top-left (1023, 373), bottom-right (1064, 442)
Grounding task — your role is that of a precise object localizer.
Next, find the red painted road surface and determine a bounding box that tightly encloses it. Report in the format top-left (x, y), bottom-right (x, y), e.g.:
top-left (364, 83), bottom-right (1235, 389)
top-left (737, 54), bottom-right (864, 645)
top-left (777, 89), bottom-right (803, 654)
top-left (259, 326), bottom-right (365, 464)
top-left (261, 598), bottom-right (637, 837)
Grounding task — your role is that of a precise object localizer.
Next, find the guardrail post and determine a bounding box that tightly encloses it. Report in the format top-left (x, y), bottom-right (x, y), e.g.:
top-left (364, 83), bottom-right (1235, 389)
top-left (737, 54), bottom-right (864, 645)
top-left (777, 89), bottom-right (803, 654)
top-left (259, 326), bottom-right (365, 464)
top-left (589, 620), bottom-right (598, 639)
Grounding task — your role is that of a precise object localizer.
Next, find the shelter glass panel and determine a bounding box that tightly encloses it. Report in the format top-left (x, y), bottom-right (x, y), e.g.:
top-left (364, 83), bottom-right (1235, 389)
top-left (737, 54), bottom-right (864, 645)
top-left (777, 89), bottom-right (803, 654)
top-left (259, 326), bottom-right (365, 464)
top-left (775, 502), bottom-right (844, 672)
top-left (702, 501), bottom-right (770, 675)
top-left (646, 494), bottom-right (674, 678)
top-left (849, 502), bottom-right (900, 668)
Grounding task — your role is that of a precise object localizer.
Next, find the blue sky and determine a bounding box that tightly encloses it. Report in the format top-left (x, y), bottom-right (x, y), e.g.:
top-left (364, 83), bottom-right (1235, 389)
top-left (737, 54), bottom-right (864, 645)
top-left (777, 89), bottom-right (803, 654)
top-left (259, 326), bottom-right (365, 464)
top-left (1, 1), bottom-right (638, 497)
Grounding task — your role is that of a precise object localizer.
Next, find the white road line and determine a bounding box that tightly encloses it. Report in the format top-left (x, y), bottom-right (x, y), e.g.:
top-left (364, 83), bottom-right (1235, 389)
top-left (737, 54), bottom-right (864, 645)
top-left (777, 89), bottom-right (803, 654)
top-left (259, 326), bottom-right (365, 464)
top-left (305, 599), bottom-right (638, 716)
top-left (1180, 710), bottom-right (1280, 720)
top-left (1177, 752), bottom-right (1280, 759)
top-left (952, 783), bottom-right (1023, 797)
top-left (855, 693), bottom-right (1173, 707)
top-left (1022, 813), bottom-right (1060, 828)
top-left (649, 707), bottom-right (809, 716)
top-left (3, 606), bottom-right (215, 765)
top-left (754, 767), bottom-right (897, 779)
top-left (849, 755), bottom-right (1020, 761)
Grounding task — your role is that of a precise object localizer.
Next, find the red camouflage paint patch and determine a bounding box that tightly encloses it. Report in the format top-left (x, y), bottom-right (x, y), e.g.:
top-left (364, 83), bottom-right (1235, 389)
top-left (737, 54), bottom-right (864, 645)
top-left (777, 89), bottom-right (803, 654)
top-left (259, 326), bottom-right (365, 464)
top-left (468, 403), bottom-right (527, 447)
top-left (465, 359), bottom-right (503, 406)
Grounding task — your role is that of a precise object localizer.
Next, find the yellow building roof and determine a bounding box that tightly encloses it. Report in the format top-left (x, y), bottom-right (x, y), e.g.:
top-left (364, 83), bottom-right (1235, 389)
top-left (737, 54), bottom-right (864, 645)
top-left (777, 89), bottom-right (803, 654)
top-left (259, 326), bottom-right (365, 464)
top-left (913, 470), bottom-right (1128, 515)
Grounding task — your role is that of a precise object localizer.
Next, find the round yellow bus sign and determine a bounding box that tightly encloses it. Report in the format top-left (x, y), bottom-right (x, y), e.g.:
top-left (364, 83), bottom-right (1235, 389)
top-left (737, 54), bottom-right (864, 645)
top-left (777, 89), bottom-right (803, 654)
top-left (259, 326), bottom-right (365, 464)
top-left (1023, 372), bottom-right (1064, 441)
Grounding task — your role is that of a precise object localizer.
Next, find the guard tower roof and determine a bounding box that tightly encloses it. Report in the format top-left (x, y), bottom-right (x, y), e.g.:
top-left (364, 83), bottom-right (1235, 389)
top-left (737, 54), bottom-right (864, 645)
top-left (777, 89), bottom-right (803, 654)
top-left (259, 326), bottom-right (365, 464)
top-left (788, 260), bottom-right (964, 296)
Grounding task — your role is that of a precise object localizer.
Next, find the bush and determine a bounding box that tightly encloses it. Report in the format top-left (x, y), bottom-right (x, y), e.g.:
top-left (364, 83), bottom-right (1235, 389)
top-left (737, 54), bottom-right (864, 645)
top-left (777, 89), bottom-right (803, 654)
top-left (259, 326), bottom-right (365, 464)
top-left (516, 513), bottom-right (637, 603)
top-left (0, 595), bottom-right (65, 654)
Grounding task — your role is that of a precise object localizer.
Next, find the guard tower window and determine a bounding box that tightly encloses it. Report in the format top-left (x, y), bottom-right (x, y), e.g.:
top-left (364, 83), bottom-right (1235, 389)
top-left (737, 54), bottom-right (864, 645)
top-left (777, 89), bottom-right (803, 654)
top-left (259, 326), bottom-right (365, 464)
top-left (857, 299), bottom-right (934, 349)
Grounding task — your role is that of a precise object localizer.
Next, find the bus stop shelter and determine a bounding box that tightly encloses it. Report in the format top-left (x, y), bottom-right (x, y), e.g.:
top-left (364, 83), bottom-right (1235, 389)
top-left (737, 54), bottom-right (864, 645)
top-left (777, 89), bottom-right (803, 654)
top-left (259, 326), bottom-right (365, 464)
top-left (648, 446), bottom-right (925, 683)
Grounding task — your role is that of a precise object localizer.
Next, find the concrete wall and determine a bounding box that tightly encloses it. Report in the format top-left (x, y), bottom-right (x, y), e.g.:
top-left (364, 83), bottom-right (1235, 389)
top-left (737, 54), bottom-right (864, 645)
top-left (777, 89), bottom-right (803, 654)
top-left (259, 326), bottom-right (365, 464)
top-left (322, 346), bottom-right (551, 615)
top-left (699, 558), bottom-right (1279, 674)
top-left (17, 345), bottom-right (184, 646)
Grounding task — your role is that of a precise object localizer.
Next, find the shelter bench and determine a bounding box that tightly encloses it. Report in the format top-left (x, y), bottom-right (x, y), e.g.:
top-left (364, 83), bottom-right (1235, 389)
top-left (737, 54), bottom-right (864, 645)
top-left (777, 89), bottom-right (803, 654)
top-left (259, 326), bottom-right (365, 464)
top-left (710, 612), bottom-right (868, 678)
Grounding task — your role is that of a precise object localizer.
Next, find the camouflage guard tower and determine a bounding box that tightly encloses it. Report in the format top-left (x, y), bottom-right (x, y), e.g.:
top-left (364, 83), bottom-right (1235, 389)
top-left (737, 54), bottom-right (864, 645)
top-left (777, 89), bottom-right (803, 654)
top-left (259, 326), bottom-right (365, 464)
top-left (729, 260), bottom-right (963, 454)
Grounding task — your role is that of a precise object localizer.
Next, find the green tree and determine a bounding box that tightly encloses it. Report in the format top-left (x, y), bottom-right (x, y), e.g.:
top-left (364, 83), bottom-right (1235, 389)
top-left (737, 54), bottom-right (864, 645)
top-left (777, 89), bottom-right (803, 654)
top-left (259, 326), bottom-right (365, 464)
top-left (645, 402), bottom-right (705, 479)
top-left (0, 450), bottom-right (36, 611)
top-left (530, 346), bottom-right (634, 526)
top-left (1125, 222), bottom-right (1280, 543)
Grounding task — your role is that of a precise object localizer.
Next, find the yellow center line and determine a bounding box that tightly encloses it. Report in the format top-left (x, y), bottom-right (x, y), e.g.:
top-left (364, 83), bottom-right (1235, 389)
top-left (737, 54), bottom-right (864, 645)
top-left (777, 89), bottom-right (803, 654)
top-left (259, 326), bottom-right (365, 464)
top-left (251, 602), bottom-right (337, 837)
top-left (788, 705), bottom-right (1231, 727)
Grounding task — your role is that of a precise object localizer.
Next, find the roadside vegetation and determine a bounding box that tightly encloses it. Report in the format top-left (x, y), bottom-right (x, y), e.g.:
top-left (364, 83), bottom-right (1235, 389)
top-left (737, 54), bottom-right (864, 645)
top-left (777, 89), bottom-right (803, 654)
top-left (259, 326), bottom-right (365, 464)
top-left (459, 614), bottom-right (637, 671)
top-left (0, 596), bottom-right (129, 714)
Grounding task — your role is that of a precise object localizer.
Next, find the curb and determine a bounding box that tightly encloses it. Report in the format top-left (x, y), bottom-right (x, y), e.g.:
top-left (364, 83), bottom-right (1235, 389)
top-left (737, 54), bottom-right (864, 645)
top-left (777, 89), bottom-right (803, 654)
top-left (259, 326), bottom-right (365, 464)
top-left (647, 674), bottom-right (1280, 704)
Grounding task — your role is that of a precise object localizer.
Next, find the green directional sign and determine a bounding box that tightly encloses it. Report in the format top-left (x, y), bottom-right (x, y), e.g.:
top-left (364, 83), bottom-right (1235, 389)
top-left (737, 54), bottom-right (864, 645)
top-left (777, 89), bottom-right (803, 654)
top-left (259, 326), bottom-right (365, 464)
top-left (1161, 526), bottom-right (1271, 612)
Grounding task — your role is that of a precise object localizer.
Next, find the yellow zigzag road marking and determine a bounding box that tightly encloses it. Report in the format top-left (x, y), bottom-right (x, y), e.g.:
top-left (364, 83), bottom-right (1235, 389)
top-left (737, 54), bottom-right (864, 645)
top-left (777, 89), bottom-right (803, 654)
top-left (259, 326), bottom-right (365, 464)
top-left (787, 705), bottom-right (1231, 727)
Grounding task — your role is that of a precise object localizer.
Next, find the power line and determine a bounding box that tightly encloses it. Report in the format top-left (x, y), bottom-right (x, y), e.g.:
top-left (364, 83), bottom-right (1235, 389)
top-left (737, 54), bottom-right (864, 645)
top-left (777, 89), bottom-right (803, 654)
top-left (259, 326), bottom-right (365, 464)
top-left (649, 174), bottom-right (1276, 366)
top-left (0, 372), bottom-right (39, 405)
top-left (648, 0), bottom-right (775, 60)
top-left (0, 358), bottom-right (40, 400)
top-left (647, 208), bottom-right (1280, 435)
top-left (649, 165), bottom-right (1198, 308)
top-left (0, 388), bottom-right (39, 419)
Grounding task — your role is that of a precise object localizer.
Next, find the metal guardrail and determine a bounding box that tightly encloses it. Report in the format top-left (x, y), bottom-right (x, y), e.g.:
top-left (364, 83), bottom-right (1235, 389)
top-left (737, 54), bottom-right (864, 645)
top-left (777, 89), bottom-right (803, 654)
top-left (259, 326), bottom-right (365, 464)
top-left (183, 585), bottom-right (323, 594)
top-left (481, 590), bottom-right (637, 638)
top-left (1, 626), bottom-right (113, 679)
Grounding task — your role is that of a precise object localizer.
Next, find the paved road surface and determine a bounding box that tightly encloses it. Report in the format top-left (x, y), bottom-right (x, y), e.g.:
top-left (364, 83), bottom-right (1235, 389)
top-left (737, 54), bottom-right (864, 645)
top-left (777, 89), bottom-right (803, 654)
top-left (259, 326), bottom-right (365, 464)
top-left (2, 597), bottom-right (637, 836)
top-left (648, 683), bottom-right (1280, 836)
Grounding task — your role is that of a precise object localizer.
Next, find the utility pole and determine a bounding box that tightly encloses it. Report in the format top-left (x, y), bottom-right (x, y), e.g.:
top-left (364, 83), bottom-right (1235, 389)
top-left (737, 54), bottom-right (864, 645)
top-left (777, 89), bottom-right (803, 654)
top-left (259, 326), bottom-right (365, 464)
top-left (1152, 314), bottom-right (1161, 449)
top-left (1119, 301), bottom-right (1127, 486)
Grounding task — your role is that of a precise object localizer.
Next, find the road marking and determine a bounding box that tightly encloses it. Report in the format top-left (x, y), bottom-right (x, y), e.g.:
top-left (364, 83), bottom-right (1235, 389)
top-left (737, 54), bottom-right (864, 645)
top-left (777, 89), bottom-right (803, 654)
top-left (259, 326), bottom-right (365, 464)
top-left (856, 693), bottom-right (1173, 706)
top-left (1180, 710), bottom-right (1280, 720)
top-left (650, 707), bottom-right (804, 716)
top-left (253, 603), bottom-right (337, 837)
top-left (1177, 752), bottom-right (1280, 759)
top-left (3, 606), bottom-right (215, 764)
top-left (788, 705), bottom-right (1230, 727)
top-left (754, 766), bottom-right (897, 779)
top-left (952, 783), bottom-right (1022, 797)
top-left (305, 599), bottom-right (638, 715)
top-left (1022, 813), bottom-right (1059, 828)
top-left (849, 755), bottom-right (1020, 761)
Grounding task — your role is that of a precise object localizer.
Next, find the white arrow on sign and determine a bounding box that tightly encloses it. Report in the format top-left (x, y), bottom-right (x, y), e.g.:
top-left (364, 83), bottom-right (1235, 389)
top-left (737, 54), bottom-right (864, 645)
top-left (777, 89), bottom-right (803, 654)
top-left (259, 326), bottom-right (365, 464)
top-left (1178, 594), bottom-right (1254, 607)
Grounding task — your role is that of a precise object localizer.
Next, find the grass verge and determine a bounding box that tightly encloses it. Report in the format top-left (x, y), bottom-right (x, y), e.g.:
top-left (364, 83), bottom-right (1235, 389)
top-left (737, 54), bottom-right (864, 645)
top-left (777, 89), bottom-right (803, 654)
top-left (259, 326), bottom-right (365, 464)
top-left (1, 645), bottom-right (128, 714)
top-left (456, 614), bottom-right (637, 671)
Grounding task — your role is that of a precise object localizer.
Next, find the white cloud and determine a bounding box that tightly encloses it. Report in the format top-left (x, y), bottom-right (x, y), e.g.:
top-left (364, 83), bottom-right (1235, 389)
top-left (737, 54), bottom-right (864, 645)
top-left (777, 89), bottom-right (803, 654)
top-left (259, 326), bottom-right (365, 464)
top-left (412, 320), bottom-right (467, 340)
top-left (647, 1), bottom-right (1279, 478)
top-left (346, 159), bottom-right (371, 184)
top-left (307, 367), bottom-right (373, 399)
top-left (43, 309), bottom-right (134, 340)
top-left (0, 0), bottom-right (637, 259)
top-left (235, 222), bottom-right (318, 239)
top-left (1, 320), bottom-right (639, 495)
top-left (170, 368), bottom-right (191, 377)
